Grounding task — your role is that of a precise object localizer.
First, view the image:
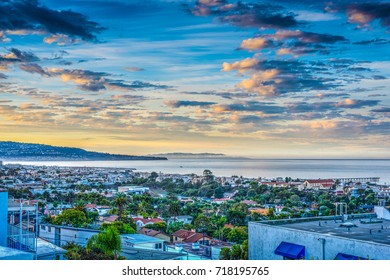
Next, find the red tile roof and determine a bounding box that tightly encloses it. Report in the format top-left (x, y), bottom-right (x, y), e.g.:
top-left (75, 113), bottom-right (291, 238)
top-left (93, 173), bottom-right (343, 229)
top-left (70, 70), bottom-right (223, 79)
top-left (137, 228), bottom-right (161, 237)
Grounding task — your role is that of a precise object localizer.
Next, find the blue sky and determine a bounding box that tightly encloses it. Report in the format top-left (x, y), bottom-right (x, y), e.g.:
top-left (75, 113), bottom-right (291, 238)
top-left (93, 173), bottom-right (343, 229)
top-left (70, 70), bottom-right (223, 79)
top-left (0, 0), bottom-right (389, 158)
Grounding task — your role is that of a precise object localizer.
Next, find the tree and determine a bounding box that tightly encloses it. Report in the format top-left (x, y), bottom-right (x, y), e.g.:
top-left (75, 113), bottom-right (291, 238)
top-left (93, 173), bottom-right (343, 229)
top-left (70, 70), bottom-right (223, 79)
top-left (87, 225), bottom-right (122, 259)
top-left (226, 209), bottom-right (246, 226)
top-left (166, 221), bottom-right (184, 234)
top-left (203, 170), bottom-right (214, 183)
top-left (145, 222), bottom-right (167, 233)
top-left (231, 244), bottom-right (242, 260)
top-left (241, 239), bottom-right (248, 260)
top-left (214, 186), bottom-right (225, 199)
top-left (226, 227), bottom-right (248, 244)
top-left (100, 221), bottom-right (136, 234)
top-left (219, 247), bottom-right (231, 260)
top-left (114, 193), bottom-right (128, 220)
top-left (168, 201), bottom-right (181, 220)
top-left (194, 214), bottom-right (210, 231)
top-left (53, 209), bottom-right (87, 227)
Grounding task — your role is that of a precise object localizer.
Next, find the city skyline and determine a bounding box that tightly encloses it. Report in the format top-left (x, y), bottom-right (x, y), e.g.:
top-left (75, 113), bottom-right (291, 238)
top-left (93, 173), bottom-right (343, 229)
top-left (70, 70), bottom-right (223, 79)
top-left (0, 0), bottom-right (389, 158)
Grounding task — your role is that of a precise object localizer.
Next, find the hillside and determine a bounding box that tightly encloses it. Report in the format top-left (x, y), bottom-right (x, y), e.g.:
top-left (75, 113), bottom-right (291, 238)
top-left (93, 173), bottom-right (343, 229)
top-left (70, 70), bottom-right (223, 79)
top-left (0, 141), bottom-right (167, 161)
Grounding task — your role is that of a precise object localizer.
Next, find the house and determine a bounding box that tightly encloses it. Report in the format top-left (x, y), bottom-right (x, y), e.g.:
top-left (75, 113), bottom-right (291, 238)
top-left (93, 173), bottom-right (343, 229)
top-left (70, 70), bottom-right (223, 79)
top-left (212, 198), bottom-right (232, 204)
top-left (118, 186), bottom-right (150, 194)
top-left (133, 217), bottom-right (164, 230)
top-left (172, 229), bottom-right (213, 245)
top-left (137, 228), bottom-right (171, 242)
top-left (303, 179), bottom-right (335, 190)
top-left (167, 215), bottom-right (193, 225)
top-left (101, 215), bottom-right (119, 224)
top-left (242, 199), bottom-right (257, 206)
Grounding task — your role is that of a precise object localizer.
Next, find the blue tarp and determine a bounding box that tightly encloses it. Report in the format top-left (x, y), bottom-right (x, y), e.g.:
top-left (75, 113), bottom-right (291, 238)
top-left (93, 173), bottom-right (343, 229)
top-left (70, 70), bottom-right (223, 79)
top-left (274, 242), bottom-right (305, 259)
top-left (335, 253), bottom-right (367, 260)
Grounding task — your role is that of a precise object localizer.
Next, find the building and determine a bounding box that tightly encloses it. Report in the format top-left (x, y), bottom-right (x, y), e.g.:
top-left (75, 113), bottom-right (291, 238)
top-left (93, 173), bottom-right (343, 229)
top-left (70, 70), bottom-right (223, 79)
top-left (167, 215), bottom-right (193, 225)
top-left (249, 212), bottom-right (390, 260)
top-left (39, 224), bottom-right (182, 260)
top-left (0, 190), bottom-right (7, 247)
top-left (0, 190), bottom-right (64, 260)
top-left (133, 217), bottom-right (164, 230)
top-left (121, 234), bottom-right (165, 251)
top-left (118, 186), bottom-right (149, 194)
top-left (137, 228), bottom-right (171, 242)
top-left (172, 229), bottom-right (212, 245)
top-left (302, 179), bottom-right (335, 190)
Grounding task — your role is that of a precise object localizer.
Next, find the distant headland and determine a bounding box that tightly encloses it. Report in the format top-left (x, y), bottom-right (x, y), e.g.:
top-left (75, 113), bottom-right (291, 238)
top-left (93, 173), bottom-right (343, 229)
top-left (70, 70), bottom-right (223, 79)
top-left (0, 141), bottom-right (167, 161)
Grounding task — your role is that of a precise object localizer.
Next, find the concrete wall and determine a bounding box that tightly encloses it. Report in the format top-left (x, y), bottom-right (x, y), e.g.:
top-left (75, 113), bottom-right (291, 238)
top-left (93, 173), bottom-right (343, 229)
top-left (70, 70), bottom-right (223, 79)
top-left (249, 222), bottom-right (390, 260)
top-left (0, 191), bottom-right (8, 247)
top-left (374, 206), bottom-right (390, 220)
top-left (39, 225), bottom-right (99, 247)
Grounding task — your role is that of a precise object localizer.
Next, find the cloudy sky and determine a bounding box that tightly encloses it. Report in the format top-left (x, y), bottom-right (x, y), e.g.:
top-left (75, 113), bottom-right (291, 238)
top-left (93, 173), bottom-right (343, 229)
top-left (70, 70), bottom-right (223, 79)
top-left (0, 0), bottom-right (389, 158)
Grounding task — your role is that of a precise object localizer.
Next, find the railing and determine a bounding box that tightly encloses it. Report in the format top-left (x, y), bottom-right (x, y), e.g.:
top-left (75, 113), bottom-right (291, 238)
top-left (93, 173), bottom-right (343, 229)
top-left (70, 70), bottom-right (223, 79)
top-left (7, 224), bottom-right (37, 253)
top-left (252, 213), bottom-right (377, 226)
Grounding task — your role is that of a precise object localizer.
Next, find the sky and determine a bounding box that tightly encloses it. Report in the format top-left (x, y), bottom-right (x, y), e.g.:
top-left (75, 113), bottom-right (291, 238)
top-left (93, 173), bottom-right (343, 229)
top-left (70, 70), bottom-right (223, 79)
top-left (0, 0), bottom-right (389, 158)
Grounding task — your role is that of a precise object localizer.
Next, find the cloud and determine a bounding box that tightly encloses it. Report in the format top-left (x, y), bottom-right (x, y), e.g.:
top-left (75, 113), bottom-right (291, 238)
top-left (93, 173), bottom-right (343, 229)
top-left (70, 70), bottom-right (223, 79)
top-left (19, 63), bottom-right (48, 76)
top-left (371, 75), bottom-right (387, 80)
top-left (221, 55), bottom-right (380, 97)
top-left (239, 37), bottom-right (275, 50)
top-left (165, 100), bottom-right (217, 108)
top-left (287, 99), bottom-right (380, 113)
top-left (354, 38), bottom-right (390, 45)
top-left (212, 101), bottom-right (285, 114)
top-left (43, 34), bottom-right (80, 46)
top-left (124, 67), bottom-right (145, 72)
top-left (0, 0), bottom-right (104, 42)
top-left (335, 99), bottom-right (380, 109)
top-left (239, 30), bottom-right (347, 56)
top-left (222, 58), bottom-right (343, 96)
top-left (221, 57), bottom-right (259, 73)
top-left (190, 1), bottom-right (299, 29)
top-left (346, 3), bottom-right (390, 30)
top-left (36, 68), bottom-right (170, 92)
top-left (0, 48), bottom-right (39, 70)
top-left (371, 107), bottom-right (390, 113)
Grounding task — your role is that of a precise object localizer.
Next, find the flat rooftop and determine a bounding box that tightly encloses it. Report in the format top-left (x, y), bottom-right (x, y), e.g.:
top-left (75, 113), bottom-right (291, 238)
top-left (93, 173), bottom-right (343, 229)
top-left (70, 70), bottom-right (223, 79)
top-left (254, 215), bottom-right (390, 246)
top-left (121, 234), bottom-right (163, 244)
top-left (121, 248), bottom-right (186, 260)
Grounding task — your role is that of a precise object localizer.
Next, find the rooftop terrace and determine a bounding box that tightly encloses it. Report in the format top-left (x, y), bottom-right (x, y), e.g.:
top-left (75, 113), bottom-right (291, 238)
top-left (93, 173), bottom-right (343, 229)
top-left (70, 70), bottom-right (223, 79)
top-left (253, 214), bottom-right (390, 246)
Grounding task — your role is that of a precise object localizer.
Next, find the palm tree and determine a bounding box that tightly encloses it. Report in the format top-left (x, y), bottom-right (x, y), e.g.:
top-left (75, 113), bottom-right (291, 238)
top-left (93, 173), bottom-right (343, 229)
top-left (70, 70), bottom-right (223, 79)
top-left (74, 200), bottom-right (87, 215)
top-left (168, 201), bottom-right (181, 221)
top-left (114, 193), bottom-right (128, 220)
top-left (87, 226), bottom-right (121, 259)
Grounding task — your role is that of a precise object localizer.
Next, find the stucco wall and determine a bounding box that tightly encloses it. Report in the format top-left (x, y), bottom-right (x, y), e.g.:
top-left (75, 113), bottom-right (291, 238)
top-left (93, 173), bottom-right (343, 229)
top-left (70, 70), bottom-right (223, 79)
top-left (249, 222), bottom-right (390, 260)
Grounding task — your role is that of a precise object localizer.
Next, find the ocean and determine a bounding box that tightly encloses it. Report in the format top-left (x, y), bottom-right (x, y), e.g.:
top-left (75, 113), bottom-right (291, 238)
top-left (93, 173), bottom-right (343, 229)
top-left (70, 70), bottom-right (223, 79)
top-left (4, 158), bottom-right (390, 184)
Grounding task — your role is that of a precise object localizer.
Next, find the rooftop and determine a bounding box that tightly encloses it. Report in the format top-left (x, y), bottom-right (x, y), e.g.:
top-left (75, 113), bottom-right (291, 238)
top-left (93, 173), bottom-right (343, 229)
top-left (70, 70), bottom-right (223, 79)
top-left (121, 247), bottom-right (186, 260)
top-left (37, 238), bottom-right (67, 257)
top-left (252, 214), bottom-right (390, 246)
top-left (121, 234), bottom-right (163, 244)
top-left (0, 246), bottom-right (34, 260)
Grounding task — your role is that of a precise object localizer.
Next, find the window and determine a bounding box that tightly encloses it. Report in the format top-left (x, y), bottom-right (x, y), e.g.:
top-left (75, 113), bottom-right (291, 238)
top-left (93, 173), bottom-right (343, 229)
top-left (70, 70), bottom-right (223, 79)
top-left (41, 225), bottom-right (46, 230)
top-left (48, 226), bottom-right (51, 233)
top-left (155, 243), bottom-right (162, 249)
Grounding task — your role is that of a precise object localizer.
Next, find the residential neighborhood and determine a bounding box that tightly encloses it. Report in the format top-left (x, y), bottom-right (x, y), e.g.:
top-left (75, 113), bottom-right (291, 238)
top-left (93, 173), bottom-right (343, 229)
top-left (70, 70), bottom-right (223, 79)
top-left (0, 163), bottom-right (389, 260)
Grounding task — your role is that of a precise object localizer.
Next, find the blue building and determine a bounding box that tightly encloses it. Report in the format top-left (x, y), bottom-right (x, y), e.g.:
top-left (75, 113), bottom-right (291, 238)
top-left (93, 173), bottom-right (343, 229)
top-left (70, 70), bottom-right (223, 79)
top-left (0, 190), bottom-right (65, 260)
